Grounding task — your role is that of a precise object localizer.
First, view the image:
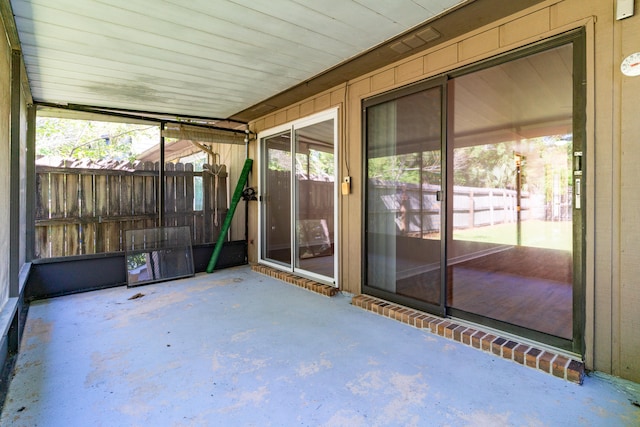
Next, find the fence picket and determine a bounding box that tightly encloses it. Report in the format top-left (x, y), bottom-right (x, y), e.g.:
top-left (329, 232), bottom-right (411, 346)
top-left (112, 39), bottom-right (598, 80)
top-left (108, 175), bottom-right (120, 217)
top-left (144, 162), bottom-right (156, 217)
top-left (50, 173), bottom-right (65, 219)
top-left (35, 225), bottom-right (48, 258)
top-left (107, 222), bottom-right (121, 252)
top-left (35, 172), bottom-right (50, 220)
top-left (120, 173), bottom-right (133, 216)
top-left (175, 163), bottom-right (186, 226)
top-left (81, 174), bottom-right (95, 218)
top-left (81, 223), bottom-right (96, 255)
top-left (133, 163), bottom-right (145, 215)
top-left (66, 224), bottom-right (80, 256)
top-left (185, 164), bottom-right (195, 238)
top-left (50, 225), bottom-right (65, 257)
top-left (66, 172), bottom-right (80, 218)
top-left (164, 163), bottom-right (176, 227)
top-left (202, 166), bottom-right (212, 242)
top-left (95, 173), bottom-right (108, 218)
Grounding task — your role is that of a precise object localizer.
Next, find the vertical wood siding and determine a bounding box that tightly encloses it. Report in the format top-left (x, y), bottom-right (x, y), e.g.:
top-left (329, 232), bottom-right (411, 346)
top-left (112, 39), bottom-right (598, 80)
top-left (34, 161), bottom-right (228, 258)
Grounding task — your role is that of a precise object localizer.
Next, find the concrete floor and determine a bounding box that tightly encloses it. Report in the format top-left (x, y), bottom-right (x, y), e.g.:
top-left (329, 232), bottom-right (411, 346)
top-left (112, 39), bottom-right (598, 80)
top-left (1, 266), bottom-right (638, 427)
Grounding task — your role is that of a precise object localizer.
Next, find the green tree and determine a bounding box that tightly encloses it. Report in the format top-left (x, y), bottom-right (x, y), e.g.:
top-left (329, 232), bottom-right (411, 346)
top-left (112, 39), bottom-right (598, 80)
top-left (36, 118), bottom-right (159, 162)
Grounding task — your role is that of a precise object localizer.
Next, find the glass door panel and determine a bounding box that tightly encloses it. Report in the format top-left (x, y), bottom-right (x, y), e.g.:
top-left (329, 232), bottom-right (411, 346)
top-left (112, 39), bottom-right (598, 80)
top-left (294, 119), bottom-right (335, 279)
top-left (365, 86), bottom-right (443, 308)
top-left (262, 132), bottom-right (292, 266)
top-left (447, 44), bottom-right (575, 340)
top-left (259, 111), bottom-right (338, 285)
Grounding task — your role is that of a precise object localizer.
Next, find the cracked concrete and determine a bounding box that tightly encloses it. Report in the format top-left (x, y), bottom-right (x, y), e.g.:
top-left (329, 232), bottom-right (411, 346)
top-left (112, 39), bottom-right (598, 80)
top-left (1, 265), bottom-right (638, 426)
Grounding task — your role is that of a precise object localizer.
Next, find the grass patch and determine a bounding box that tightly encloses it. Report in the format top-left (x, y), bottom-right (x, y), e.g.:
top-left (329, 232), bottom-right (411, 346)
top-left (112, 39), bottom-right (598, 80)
top-left (453, 220), bottom-right (572, 251)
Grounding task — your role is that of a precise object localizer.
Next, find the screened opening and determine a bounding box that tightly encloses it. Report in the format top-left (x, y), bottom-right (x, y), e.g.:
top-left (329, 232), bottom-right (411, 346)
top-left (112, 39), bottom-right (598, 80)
top-left (35, 118), bottom-right (161, 258)
top-left (34, 115), bottom-right (245, 259)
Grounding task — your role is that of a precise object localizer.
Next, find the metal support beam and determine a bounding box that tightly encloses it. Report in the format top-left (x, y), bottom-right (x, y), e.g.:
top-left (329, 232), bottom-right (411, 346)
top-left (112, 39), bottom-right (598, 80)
top-left (26, 104), bottom-right (36, 261)
top-left (10, 50), bottom-right (21, 297)
top-left (36, 102), bottom-right (248, 134)
top-left (159, 123), bottom-right (166, 226)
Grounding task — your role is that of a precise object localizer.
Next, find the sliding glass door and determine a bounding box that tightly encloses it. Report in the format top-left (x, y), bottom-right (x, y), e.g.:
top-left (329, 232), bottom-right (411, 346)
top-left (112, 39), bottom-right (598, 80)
top-left (363, 31), bottom-right (585, 351)
top-left (364, 81), bottom-right (445, 314)
top-left (260, 110), bottom-right (338, 284)
top-left (447, 41), bottom-right (579, 344)
top-left (262, 131), bottom-right (292, 266)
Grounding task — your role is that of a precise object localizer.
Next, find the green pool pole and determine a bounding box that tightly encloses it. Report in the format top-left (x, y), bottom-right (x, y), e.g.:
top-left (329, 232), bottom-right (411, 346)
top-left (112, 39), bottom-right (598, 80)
top-left (206, 158), bottom-right (253, 273)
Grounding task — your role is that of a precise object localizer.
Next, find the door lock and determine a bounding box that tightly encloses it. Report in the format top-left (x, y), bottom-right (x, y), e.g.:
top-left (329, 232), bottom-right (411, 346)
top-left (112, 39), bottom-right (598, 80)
top-left (574, 151), bottom-right (583, 176)
top-left (574, 152), bottom-right (582, 210)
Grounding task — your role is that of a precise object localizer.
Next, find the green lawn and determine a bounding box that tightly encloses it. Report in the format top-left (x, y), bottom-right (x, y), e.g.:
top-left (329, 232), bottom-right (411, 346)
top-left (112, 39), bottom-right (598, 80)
top-left (453, 220), bottom-right (572, 251)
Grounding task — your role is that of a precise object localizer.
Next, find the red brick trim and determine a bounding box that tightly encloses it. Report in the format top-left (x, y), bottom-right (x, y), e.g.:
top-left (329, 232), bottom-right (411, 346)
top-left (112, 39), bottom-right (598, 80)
top-left (351, 294), bottom-right (585, 384)
top-left (251, 264), bottom-right (338, 297)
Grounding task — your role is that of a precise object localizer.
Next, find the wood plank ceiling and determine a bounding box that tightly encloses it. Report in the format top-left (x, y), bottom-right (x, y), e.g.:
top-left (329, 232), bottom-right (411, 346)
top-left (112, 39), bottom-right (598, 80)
top-left (9, 0), bottom-right (468, 122)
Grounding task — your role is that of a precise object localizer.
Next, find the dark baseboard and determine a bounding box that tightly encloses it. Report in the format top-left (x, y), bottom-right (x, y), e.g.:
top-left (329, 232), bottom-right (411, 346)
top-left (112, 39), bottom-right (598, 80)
top-left (26, 241), bottom-right (248, 300)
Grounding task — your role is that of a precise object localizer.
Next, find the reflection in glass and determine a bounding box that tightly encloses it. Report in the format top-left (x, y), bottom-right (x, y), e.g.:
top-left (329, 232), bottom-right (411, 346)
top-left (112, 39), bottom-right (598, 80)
top-left (295, 119), bottom-right (335, 279)
top-left (448, 44), bottom-right (574, 339)
top-left (262, 132), bottom-right (292, 266)
top-left (366, 87), bottom-right (442, 306)
top-left (125, 226), bottom-right (194, 287)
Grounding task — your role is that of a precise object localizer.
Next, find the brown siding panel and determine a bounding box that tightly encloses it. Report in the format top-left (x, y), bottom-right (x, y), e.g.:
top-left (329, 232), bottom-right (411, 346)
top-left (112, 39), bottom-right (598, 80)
top-left (425, 44), bottom-right (458, 73)
top-left (315, 93), bottom-right (331, 111)
top-left (287, 105), bottom-right (300, 122)
top-left (300, 100), bottom-right (315, 117)
top-left (396, 57), bottom-right (424, 83)
top-left (275, 110), bottom-right (287, 126)
top-left (458, 28), bottom-right (500, 61)
top-left (331, 87), bottom-right (346, 106)
top-left (500, 9), bottom-right (550, 46)
top-left (371, 68), bottom-right (395, 92)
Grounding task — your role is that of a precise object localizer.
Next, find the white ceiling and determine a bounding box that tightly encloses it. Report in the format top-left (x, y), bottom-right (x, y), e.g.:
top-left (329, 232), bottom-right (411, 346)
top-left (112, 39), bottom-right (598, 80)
top-left (10, 0), bottom-right (468, 122)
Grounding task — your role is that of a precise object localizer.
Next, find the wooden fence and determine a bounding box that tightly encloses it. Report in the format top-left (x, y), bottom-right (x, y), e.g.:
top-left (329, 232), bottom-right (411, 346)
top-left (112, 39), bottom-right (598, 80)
top-left (35, 160), bottom-right (228, 258)
top-left (368, 182), bottom-right (535, 237)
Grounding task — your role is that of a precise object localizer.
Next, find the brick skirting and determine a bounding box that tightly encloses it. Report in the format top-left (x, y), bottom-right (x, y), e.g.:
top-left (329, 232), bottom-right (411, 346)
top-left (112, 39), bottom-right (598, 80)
top-left (351, 294), bottom-right (585, 384)
top-left (251, 264), bottom-right (339, 297)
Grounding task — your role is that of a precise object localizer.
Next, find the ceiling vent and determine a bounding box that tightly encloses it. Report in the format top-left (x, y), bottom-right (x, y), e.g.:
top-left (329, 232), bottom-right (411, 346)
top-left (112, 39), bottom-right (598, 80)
top-left (390, 41), bottom-right (412, 54)
top-left (390, 26), bottom-right (441, 54)
top-left (416, 27), bottom-right (441, 43)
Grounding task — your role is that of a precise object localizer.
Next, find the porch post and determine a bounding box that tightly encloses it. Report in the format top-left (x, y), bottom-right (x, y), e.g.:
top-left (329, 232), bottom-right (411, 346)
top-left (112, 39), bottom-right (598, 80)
top-left (159, 122), bottom-right (165, 226)
top-left (25, 104), bottom-right (36, 261)
top-left (9, 49), bottom-right (21, 297)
